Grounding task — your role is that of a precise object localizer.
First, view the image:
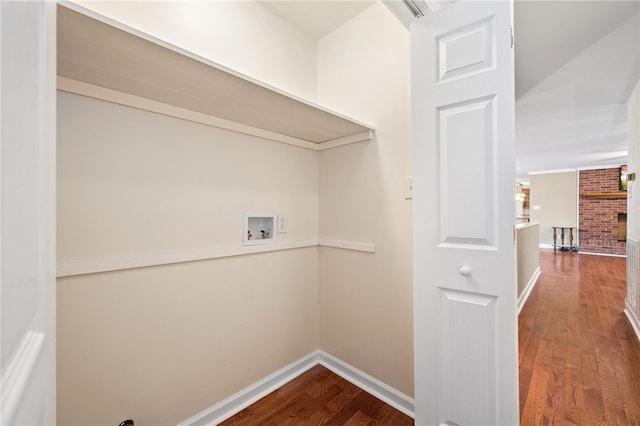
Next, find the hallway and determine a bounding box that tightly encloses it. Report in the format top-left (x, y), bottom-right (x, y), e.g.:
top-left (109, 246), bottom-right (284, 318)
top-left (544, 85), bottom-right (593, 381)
top-left (519, 250), bottom-right (640, 425)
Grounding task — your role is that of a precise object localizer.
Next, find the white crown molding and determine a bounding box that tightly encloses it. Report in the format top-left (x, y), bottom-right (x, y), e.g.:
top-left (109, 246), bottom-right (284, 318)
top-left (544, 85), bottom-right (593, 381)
top-left (528, 164), bottom-right (627, 177)
top-left (528, 168), bottom-right (577, 176)
top-left (576, 164), bottom-right (626, 171)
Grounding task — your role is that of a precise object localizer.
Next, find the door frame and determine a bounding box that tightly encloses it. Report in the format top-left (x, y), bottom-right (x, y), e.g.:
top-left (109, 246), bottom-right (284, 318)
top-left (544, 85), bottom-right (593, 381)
top-left (0, 1), bottom-right (57, 424)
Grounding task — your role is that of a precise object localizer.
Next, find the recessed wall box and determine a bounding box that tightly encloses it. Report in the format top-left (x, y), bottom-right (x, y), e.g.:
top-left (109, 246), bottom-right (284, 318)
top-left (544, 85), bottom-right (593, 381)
top-left (244, 212), bottom-right (276, 245)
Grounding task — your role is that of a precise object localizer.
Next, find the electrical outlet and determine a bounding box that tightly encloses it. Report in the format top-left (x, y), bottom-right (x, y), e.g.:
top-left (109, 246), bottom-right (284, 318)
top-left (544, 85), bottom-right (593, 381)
top-left (277, 215), bottom-right (288, 233)
top-left (404, 176), bottom-right (413, 199)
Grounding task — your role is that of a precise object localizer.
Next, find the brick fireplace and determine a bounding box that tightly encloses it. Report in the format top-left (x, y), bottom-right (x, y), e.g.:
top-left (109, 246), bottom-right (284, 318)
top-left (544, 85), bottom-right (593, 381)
top-left (578, 167), bottom-right (627, 256)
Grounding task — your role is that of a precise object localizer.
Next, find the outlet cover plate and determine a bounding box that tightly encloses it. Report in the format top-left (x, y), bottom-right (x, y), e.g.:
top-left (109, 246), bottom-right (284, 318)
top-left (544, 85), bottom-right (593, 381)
top-left (277, 215), bottom-right (288, 233)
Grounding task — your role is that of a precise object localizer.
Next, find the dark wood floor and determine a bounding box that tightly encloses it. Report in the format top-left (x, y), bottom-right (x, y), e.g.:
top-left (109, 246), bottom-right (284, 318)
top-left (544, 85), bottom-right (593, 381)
top-left (221, 249), bottom-right (640, 425)
top-left (519, 249), bottom-right (640, 425)
top-left (219, 365), bottom-right (413, 425)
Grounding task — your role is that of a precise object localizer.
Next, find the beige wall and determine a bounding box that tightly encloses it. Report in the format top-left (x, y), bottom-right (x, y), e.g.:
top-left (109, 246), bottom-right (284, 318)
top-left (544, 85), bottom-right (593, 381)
top-left (317, 3), bottom-right (414, 397)
top-left (530, 171), bottom-right (578, 245)
top-left (71, 0), bottom-right (318, 101)
top-left (58, 93), bottom-right (319, 259)
top-left (516, 223), bottom-right (540, 298)
top-left (57, 2), bottom-right (415, 424)
top-left (57, 93), bottom-right (320, 425)
top-left (57, 250), bottom-right (318, 426)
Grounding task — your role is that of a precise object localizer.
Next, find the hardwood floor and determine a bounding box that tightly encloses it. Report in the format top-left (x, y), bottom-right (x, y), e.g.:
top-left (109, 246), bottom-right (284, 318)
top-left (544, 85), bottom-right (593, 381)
top-left (221, 249), bottom-right (640, 425)
top-left (519, 249), bottom-right (640, 425)
top-left (219, 365), bottom-right (414, 425)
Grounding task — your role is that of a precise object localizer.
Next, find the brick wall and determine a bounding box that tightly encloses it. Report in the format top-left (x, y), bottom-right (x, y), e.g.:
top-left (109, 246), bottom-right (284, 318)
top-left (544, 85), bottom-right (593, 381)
top-left (579, 167), bottom-right (627, 255)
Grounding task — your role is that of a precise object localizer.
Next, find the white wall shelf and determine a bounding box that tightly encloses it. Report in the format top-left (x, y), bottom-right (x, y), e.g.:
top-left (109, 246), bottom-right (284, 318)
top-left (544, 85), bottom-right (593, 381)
top-left (56, 3), bottom-right (374, 150)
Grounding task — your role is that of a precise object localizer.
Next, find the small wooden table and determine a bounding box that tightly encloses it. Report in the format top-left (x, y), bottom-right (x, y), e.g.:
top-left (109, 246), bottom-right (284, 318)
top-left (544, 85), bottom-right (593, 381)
top-left (552, 226), bottom-right (576, 251)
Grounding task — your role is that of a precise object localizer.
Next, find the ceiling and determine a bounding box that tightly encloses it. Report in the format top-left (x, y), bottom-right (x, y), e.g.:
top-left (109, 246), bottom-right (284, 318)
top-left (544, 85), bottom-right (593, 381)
top-left (514, 1), bottom-right (639, 180)
top-left (258, 0), bottom-right (376, 39)
top-left (258, 0), bottom-right (640, 180)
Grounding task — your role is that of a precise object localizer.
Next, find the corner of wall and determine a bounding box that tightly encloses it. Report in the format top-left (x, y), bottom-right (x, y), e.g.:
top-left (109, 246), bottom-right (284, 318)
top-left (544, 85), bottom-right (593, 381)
top-left (315, 1), bottom-right (414, 398)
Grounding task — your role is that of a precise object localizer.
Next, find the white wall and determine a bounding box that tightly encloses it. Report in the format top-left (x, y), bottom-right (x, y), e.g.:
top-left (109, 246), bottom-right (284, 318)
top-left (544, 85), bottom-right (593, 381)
top-left (530, 171), bottom-right (578, 245)
top-left (317, 3), bottom-right (414, 397)
top-left (71, 0), bottom-right (318, 101)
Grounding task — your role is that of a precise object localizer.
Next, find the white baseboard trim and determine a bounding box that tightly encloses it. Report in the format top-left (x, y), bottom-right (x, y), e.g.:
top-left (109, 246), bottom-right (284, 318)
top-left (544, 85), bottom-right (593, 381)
top-left (578, 251), bottom-right (627, 258)
top-left (0, 330), bottom-right (45, 424)
top-left (178, 350), bottom-right (414, 426)
top-left (178, 351), bottom-right (320, 426)
top-left (317, 352), bottom-right (414, 418)
top-left (518, 266), bottom-right (541, 315)
top-left (624, 303), bottom-right (640, 342)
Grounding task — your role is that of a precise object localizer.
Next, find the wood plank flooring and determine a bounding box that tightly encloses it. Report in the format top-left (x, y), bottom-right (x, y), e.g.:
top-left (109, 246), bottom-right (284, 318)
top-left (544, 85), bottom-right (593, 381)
top-left (219, 365), bottom-right (413, 425)
top-left (221, 249), bottom-right (640, 425)
top-left (519, 250), bottom-right (640, 425)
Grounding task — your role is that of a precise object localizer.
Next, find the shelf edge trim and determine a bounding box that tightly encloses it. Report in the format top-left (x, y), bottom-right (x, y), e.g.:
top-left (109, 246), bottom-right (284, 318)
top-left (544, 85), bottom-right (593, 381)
top-left (318, 239), bottom-right (376, 253)
top-left (57, 239), bottom-right (376, 277)
top-left (57, 77), bottom-right (321, 151)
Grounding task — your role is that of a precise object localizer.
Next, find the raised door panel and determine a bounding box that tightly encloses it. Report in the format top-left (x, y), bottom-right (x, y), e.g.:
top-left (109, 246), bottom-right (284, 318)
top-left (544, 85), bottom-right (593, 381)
top-left (411, 1), bottom-right (517, 425)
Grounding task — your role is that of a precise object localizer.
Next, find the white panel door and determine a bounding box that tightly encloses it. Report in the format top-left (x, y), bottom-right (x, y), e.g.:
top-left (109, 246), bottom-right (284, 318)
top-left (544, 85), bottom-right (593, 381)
top-left (411, 1), bottom-right (518, 425)
top-left (0, 1), bottom-right (57, 425)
